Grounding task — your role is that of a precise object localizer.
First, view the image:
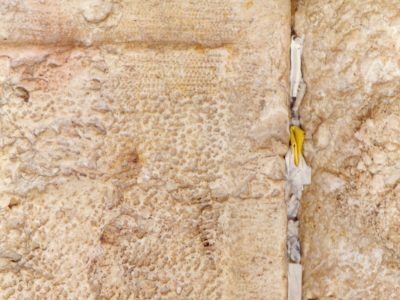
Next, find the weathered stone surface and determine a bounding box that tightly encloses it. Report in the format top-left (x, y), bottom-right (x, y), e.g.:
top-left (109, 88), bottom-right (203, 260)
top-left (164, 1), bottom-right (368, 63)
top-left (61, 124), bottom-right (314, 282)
top-left (0, 1), bottom-right (290, 299)
top-left (0, 0), bottom-right (270, 47)
top-left (295, 1), bottom-right (400, 299)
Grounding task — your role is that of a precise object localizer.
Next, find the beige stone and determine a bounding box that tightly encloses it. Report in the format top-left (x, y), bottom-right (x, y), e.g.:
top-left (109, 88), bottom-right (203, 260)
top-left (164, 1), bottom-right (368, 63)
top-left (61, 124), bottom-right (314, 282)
top-left (295, 0), bottom-right (400, 299)
top-left (6, 1), bottom-right (400, 299)
top-left (0, 0), bottom-right (273, 47)
top-left (0, 1), bottom-right (291, 299)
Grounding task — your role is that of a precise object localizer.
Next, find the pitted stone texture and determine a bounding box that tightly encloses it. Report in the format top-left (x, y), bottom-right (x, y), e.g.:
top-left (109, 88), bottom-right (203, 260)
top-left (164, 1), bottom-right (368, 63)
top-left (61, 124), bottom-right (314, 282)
top-left (0, 0), bottom-right (291, 299)
top-left (295, 1), bottom-right (400, 299)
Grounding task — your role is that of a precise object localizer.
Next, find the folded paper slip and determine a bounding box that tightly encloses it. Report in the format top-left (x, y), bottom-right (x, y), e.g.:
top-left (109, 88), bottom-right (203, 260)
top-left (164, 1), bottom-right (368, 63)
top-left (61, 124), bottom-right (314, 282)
top-left (285, 148), bottom-right (311, 196)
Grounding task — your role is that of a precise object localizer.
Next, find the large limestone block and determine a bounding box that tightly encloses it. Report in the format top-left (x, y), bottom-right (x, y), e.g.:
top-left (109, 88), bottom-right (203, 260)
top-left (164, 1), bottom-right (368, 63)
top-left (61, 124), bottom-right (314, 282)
top-left (295, 1), bottom-right (400, 299)
top-left (0, 1), bottom-right (291, 299)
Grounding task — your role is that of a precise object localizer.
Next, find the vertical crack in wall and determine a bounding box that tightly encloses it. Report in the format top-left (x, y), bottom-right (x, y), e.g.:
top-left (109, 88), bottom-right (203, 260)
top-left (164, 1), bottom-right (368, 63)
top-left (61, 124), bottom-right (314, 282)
top-left (287, 2), bottom-right (311, 298)
top-left (290, 0), bottom-right (298, 33)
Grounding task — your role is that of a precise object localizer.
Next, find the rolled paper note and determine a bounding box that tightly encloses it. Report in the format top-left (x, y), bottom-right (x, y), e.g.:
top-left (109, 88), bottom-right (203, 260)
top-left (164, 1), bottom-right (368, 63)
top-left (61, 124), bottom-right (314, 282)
top-left (290, 126), bottom-right (305, 167)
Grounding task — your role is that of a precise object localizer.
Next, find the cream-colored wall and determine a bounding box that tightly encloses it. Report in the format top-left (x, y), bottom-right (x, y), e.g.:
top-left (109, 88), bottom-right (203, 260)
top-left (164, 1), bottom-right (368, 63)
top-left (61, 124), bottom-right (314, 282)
top-left (295, 0), bottom-right (400, 298)
top-left (0, 1), bottom-right (291, 299)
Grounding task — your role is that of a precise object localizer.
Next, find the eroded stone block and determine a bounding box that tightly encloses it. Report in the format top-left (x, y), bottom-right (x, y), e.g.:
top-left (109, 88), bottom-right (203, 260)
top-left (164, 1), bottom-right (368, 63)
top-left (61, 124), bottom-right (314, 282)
top-left (0, 1), bottom-right (291, 298)
top-left (295, 0), bottom-right (400, 298)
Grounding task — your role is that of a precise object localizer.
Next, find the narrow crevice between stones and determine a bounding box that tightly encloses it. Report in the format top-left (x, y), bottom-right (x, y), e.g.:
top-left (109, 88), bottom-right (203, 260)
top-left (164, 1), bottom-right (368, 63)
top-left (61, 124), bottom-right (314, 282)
top-left (287, 3), bottom-right (311, 298)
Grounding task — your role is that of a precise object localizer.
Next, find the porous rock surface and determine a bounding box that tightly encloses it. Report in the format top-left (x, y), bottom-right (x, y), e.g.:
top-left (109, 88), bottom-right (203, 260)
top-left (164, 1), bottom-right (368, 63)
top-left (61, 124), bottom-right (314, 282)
top-left (0, 1), bottom-right (291, 299)
top-left (295, 1), bottom-right (400, 299)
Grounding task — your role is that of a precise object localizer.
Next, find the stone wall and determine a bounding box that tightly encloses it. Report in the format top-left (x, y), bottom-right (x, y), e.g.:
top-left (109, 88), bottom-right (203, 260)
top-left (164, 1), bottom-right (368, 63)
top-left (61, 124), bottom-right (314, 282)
top-left (295, 0), bottom-right (400, 299)
top-left (4, 1), bottom-right (399, 298)
top-left (0, 1), bottom-right (291, 299)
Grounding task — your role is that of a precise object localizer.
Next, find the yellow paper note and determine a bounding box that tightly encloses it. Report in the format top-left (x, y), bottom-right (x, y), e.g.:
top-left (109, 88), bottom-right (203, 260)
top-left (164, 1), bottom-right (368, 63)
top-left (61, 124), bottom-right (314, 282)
top-left (290, 126), bottom-right (305, 167)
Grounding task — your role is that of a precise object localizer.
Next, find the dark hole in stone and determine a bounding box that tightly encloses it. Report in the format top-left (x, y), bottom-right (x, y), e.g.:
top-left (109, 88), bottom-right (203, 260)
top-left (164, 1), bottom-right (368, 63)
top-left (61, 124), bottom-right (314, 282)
top-left (8, 197), bottom-right (20, 209)
top-left (8, 202), bottom-right (18, 209)
top-left (15, 86), bottom-right (30, 102)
